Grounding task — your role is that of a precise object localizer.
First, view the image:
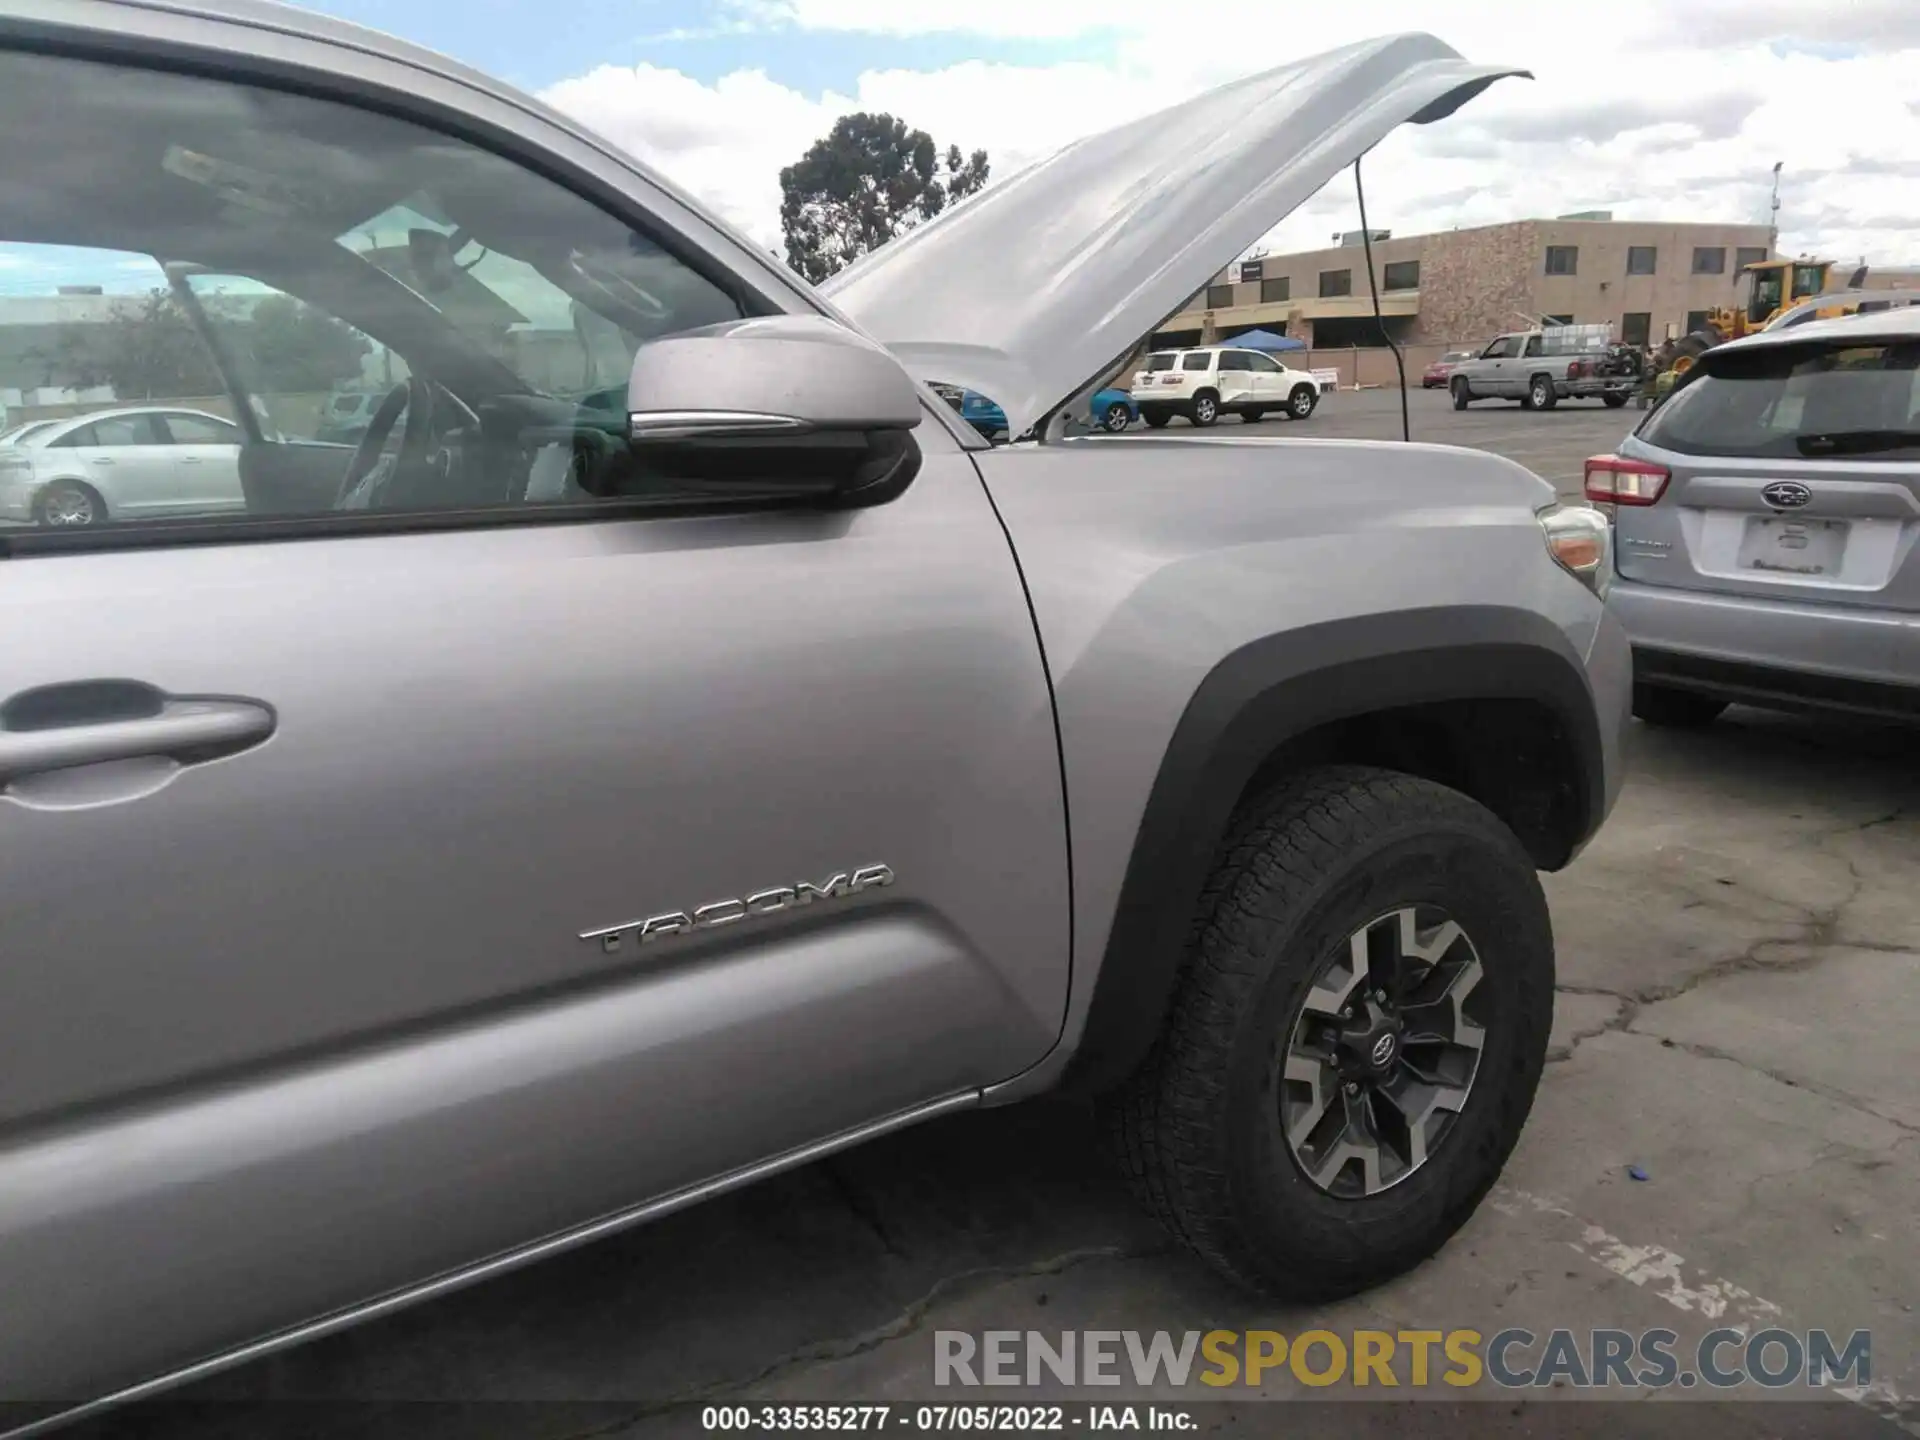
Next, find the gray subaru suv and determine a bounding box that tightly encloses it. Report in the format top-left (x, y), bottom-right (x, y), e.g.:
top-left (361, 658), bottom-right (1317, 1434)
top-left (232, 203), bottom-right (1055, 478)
top-left (1596, 308), bottom-right (1920, 724)
top-left (0, 2), bottom-right (1629, 1430)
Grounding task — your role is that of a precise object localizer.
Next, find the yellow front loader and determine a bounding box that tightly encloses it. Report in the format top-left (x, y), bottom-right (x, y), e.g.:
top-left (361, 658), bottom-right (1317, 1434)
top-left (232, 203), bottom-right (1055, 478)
top-left (1660, 259), bottom-right (1870, 386)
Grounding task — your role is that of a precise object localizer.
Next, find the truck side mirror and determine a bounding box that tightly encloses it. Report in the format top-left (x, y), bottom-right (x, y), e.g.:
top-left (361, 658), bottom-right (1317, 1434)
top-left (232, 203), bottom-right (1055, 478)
top-left (625, 316), bottom-right (922, 502)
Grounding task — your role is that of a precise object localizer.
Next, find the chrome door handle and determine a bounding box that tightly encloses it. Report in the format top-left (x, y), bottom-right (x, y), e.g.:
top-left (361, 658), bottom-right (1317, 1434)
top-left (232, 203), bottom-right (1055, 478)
top-left (0, 695), bottom-right (276, 782)
top-left (179, 457), bottom-right (202, 464)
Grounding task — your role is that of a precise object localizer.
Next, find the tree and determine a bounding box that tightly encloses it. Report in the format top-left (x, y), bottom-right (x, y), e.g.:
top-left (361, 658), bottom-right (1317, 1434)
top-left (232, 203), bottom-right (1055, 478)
top-left (48, 288), bottom-right (222, 400)
top-left (779, 114), bottom-right (989, 284)
top-left (246, 295), bottom-right (371, 394)
top-left (40, 289), bottom-right (368, 403)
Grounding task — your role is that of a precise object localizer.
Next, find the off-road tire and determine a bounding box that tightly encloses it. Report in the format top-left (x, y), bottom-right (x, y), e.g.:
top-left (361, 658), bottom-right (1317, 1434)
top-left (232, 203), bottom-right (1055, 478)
top-left (1674, 331), bottom-right (1716, 361)
top-left (1103, 765), bottom-right (1554, 1300)
top-left (1450, 377), bottom-right (1472, 410)
top-left (1665, 333), bottom-right (1717, 386)
top-left (1632, 684), bottom-right (1727, 729)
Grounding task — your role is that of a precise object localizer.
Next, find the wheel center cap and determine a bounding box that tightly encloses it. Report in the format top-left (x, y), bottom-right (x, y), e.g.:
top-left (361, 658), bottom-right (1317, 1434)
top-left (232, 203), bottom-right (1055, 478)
top-left (1337, 1001), bottom-right (1403, 1076)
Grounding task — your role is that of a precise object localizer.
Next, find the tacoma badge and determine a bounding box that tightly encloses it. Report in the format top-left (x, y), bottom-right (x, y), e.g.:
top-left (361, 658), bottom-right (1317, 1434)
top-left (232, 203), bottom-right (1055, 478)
top-left (579, 864), bottom-right (895, 954)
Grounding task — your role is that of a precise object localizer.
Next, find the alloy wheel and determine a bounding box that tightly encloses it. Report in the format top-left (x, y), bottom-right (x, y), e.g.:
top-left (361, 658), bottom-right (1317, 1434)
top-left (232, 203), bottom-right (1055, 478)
top-left (1278, 905), bottom-right (1487, 1198)
top-left (40, 487), bottom-right (96, 526)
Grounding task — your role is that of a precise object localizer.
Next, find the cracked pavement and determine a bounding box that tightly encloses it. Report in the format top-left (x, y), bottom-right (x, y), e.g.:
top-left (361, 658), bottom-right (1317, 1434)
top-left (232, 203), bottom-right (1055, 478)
top-left (71, 706), bottom-right (1919, 1440)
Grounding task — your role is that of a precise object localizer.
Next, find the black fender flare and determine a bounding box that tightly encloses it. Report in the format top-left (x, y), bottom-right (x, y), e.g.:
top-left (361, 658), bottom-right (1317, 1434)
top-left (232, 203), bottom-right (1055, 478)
top-left (1061, 605), bottom-right (1602, 1095)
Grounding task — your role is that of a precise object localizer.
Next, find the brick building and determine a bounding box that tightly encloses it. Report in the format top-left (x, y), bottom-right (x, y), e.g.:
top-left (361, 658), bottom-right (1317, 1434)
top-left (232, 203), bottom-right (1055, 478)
top-left (1863, 267), bottom-right (1920, 292)
top-left (1154, 215), bottom-right (1778, 354)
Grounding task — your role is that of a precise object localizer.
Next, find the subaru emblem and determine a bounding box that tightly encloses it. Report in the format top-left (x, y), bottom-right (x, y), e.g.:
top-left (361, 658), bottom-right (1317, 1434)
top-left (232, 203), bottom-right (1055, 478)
top-left (1761, 481), bottom-right (1812, 510)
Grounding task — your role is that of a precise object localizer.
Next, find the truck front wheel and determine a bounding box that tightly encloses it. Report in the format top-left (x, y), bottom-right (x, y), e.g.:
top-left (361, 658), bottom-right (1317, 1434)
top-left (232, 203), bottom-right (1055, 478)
top-left (1104, 765), bottom-right (1553, 1300)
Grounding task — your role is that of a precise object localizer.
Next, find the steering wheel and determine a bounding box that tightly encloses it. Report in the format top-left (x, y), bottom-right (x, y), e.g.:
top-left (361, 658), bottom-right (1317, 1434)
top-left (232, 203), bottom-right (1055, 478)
top-left (336, 376), bottom-right (435, 509)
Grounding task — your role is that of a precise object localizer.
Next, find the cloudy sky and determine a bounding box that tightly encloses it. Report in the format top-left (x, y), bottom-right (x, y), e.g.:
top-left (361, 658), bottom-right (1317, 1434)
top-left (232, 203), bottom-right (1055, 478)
top-left (310, 0), bottom-right (1919, 267)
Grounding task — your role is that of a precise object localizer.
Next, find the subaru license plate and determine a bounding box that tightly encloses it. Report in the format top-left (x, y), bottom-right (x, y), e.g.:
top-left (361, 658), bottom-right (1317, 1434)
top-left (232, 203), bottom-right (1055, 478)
top-left (1738, 516), bottom-right (1848, 577)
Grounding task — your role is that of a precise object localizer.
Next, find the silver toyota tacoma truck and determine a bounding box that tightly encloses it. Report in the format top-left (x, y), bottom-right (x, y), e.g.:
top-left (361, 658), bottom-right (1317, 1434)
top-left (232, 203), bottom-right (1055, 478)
top-left (0, 2), bottom-right (1629, 1429)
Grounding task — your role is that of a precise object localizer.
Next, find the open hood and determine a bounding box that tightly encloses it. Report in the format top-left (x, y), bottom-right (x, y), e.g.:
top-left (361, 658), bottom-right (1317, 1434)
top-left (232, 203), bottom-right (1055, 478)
top-left (823, 33), bottom-right (1527, 439)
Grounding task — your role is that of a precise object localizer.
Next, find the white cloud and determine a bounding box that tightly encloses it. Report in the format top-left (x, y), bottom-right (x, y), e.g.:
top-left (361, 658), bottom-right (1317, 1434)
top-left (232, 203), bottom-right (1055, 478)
top-left (540, 1), bottom-right (1920, 269)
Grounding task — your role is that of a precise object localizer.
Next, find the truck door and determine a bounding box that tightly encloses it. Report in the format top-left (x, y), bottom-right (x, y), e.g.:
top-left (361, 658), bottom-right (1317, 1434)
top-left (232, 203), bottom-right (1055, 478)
top-left (0, 39), bottom-right (1070, 1404)
top-left (1478, 335), bottom-right (1518, 394)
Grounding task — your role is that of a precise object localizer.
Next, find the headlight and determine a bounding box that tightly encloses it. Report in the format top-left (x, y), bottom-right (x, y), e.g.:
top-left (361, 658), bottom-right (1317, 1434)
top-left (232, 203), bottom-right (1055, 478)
top-left (1537, 502), bottom-right (1612, 598)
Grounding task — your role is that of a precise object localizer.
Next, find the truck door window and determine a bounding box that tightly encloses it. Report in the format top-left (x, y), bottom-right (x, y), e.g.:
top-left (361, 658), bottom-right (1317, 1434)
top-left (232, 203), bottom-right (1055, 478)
top-left (0, 45), bottom-right (761, 541)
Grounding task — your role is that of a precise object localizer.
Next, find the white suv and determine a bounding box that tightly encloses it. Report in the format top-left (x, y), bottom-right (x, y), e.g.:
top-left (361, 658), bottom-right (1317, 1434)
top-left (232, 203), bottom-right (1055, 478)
top-left (1133, 346), bottom-right (1327, 428)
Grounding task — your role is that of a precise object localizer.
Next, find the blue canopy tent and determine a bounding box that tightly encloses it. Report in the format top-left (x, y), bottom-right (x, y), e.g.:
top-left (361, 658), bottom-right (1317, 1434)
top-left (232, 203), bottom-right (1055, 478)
top-left (1224, 327), bottom-right (1306, 353)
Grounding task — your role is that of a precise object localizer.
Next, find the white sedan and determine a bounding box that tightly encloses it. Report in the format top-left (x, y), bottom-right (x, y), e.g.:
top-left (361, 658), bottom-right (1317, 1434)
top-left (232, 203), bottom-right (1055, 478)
top-left (0, 405), bottom-right (245, 526)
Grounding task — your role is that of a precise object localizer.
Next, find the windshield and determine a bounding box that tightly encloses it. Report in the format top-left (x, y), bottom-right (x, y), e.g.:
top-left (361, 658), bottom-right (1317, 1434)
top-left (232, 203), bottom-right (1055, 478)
top-left (0, 419), bottom-right (55, 445)
top-left (1640, 339), bottom-right (1920, 459)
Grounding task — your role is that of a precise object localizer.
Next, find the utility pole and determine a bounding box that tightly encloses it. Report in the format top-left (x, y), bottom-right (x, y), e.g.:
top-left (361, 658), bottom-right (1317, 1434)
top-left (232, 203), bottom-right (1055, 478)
top-left (1768, 162), bottom-right (1782, 256)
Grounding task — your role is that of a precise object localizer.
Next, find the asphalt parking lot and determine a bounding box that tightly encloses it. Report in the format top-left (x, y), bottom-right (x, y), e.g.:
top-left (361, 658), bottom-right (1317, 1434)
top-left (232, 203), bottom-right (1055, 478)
top-left (1105, 383), bottom-right (1642, 500)
top-left (1304, 384), bottom-right (1641, 498)
top-left (73, 387), bottom-right (1919, 1440)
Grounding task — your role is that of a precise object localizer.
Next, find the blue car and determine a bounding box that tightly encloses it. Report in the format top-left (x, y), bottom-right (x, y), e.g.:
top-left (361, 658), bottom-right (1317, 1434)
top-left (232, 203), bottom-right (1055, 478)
top-left (1088, 387), bottom-right (1139, 432)
top-left (952, 387), bottom-right (1137, 439)
top-left (959, 390), bottom-right (1008, 438)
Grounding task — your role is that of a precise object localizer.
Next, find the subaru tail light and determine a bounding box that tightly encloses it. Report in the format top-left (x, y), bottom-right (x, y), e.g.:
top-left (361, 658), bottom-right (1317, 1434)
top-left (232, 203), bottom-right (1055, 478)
top-left (1584, 453), bottom-right (1669, 507)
